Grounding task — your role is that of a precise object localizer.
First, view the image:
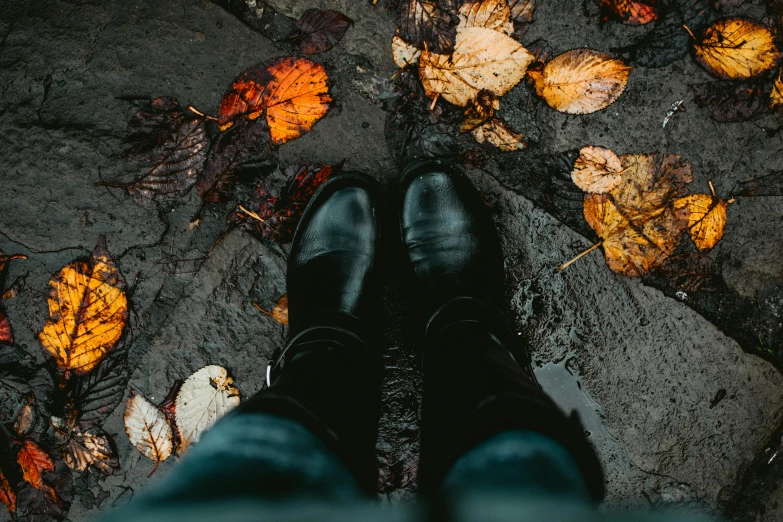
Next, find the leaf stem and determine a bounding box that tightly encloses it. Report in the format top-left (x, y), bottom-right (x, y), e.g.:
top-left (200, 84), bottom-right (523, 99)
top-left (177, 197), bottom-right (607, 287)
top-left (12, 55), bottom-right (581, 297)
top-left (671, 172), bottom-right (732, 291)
top-left (252, 301), bottom-right (273, 318)
top-left (683, 25), bottom-right (696, 40)
top-left (556, 242), bottom-right (602, 273)
top-left (238, 205), bottom-right (266, 223)
top-left (429, 93), bottom-right (440, 111)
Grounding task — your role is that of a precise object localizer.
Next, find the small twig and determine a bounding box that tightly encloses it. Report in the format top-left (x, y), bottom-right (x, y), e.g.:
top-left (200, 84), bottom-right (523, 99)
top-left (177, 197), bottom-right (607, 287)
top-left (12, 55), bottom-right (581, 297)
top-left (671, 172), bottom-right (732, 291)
top-left (252, 301), bottom-right (273, 318)
top-left (683, 25), bottom-right (696, 40)
top-left (238, 204), bottom-right (266, 223)
top-left (557, 242), bottom-right (602, 273)
top-left (429, 93), bottom-right (440, 111)
top-left (187, 105), bottom-right (218, 121)
top-left (708, 180), bottom-right (717, 197)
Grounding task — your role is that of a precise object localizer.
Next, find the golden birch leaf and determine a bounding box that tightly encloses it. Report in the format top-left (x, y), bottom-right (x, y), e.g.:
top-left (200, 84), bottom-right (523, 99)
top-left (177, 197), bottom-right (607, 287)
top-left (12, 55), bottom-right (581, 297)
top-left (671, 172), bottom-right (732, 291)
top-left (175, 365), bottom-right (241, 450)
top-left (471, 118), bottom-right (528, 151)
top-left (693, 18), bottom-right (781, 80)
top-left (124, 391), bottom-right (173, 473)
top-left (458, 0), bottom-right (513, 35)
top-left (771, 71), bottom-right (783, 110)
top-left (392, 35), bottom-right (421, 69)
top-left (38, 237), bottom-right (127, 376)
top-left (419, 27), bottom-right (534, 107)
top-left (572, 146), bottom-right (624, 194)
top-left (673, 194), bottom-right (727, 251)
top-left (527, 49), bottom-right (632, 114)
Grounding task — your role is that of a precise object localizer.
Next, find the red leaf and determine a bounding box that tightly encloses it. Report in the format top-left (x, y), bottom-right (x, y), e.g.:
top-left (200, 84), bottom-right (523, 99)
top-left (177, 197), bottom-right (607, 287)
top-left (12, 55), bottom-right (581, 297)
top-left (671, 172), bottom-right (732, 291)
top-left (0, 311), bottom-right (12, 344)
top-left (287, 9), bottom-right (353, 54)
top-left (596, 0), bottom-right (658, 25)
top-left (17, 440), bottom-right (54, 490)
top-left (229, 164), bottom-right (333, 243)
top-left (0, 469), bottom-right (15, 514)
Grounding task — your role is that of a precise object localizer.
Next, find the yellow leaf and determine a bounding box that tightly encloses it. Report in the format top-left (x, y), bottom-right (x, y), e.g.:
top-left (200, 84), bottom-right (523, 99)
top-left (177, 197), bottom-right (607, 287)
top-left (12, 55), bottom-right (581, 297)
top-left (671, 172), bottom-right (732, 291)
top-left (771, 70), bottom-right (783, 110)
top-left (38, 237), bottom-right (127, 375)
top-left (673, 194), bottom-right (727, 251)
top-left (175, 365), bottom-right (241, 451)
top-left (419, 27), bottom-right (534, 107)
top-left (458, 0), bottom-right (513, 35)
top-left (124, 391), bottom-right (173, 473)
top-left (572, 146), bottom-right (624, 194)
top-left (471, 118), bottom-right (528, 151)
top-left (693, 18), bottom-right (781, 79)
top-left (392, 35), bottom-right (421, 69)
top-left (528, 49), bottom-right (632, 114)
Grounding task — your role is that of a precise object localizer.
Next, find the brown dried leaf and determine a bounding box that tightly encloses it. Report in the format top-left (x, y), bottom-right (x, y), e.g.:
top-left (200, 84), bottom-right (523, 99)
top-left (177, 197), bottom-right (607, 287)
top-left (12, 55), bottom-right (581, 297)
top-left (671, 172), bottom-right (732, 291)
top-left (51, 417), bottom-right (119, 475)
top-left (287, 9), bottom-right (353, 55)
top-left (175, 365), bottom-right (241, 451)
top-left (691, 79), bottom-right (766, 122)
top-left (17, 440), bottom-right (54, 490)
top-left (254, 294), bottom-right (289, 325)
top-left (572, 146), bottom-right (624, 194)
top-left (419, 27), bottom-right (534, 107)
top-left (508, 0), bottom-right (535, 23)
top-left (470, 118), bottom-right (528, 151)
top-left (400, 0), bottom-right (456, 53)
top-left (0, 469), bottom-right (15, 515)
top-left (596, 0), bottom-right (658, 25)
top-left (461, 89), bottom-right (500, 131)
top-left (0, 311), bottom-right (11, 345)
top-left (528, 49), bottom-right (632, 114)
top-left (14, 396), bottom-right (35, 435)
top-left (693, 18), bottom-right (781, 79)
top-left (458, 0), bottom-right (513, 34)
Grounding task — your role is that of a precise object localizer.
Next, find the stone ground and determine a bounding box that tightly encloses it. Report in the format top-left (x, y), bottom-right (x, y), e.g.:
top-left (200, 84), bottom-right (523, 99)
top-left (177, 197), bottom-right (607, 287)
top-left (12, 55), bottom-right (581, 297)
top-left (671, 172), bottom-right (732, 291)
top-left (1, 0), bottom-right (783, 520)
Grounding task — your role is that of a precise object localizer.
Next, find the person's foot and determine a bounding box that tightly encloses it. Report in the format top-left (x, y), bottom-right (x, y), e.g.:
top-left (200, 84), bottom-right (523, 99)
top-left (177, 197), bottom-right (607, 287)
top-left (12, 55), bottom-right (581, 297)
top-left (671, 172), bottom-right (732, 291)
top-left (241, 172), bottom-right (386, 493)
top-left (399, 160), bottom-right (604, 500)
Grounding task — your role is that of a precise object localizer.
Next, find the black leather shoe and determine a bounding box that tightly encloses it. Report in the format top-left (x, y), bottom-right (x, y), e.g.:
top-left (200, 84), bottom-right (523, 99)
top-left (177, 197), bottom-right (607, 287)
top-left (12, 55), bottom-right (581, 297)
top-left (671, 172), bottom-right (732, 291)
top-left (399, 160), bottom-right (605, 501)
top-left (239, 172), bottom-right (386, 494)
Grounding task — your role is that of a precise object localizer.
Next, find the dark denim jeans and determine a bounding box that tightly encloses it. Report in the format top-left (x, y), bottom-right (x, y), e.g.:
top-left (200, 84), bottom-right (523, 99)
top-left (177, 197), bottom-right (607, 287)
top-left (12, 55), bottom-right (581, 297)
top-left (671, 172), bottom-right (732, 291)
top-left (105, 412), bottom-right (713, 522)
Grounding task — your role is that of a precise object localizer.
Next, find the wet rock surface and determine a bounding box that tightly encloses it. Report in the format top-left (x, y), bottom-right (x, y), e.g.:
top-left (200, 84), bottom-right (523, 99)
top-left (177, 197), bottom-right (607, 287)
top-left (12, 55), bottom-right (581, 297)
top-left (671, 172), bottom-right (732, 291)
top-left (1, 0), bottom-right (782, 520)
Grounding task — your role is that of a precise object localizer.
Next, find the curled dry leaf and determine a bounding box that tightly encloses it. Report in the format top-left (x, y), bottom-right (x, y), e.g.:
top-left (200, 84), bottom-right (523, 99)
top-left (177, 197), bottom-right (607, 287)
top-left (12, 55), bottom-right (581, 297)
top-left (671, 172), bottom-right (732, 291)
top-left (461, 89), bottom-right (500, 131)
top-left (693, 18), bottom-right (781, 79)
top-left (218, 57), bottom-right (332, 144)
top-left (18, 440), bottom-right (54, 490)
top-left (400, 0), bottom-right (456, 53)
top-left (51, 417), bottom-right (119, 475)
top-left (528, 49), bottom-right (632, 114)
top-left (674, 194), bottom-right (728, 250)
top-left (691, 80), bottom-right (765, 122)
top-left (572, 146), bottom-right (624, 194)
top-left (254, 294), bottom-right (289, 325)
top-left (230, 164), bottom-right (333, 243)
top-left (287, 9), bottom-right (353, 55)
top-left (0, 311), bottom-right (11, 344)
top-left (38, 237), bottom-right (127, 376)
top-left (471, 118), bottom-right (528, 151)
top-left (392, 35), bottom-right (421, 69)
top-left (419, 27), bottom-right (534, 107)
top-left (596, 0), bottom-right (658, 25)
top-left (458, 0), bottom-right (513, 35)
top-left (0, 469), bottom-right (15, 514)
top-left (175, 365), bottom-right (241, 450)
top-left (120, 97), bottom-right (208, 205)
top-left (124, 390), bottom-right (174, 474)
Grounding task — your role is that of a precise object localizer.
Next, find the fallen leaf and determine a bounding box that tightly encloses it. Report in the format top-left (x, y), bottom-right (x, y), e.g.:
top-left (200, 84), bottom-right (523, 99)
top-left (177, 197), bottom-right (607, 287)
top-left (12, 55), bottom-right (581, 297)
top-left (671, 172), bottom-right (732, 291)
top-left (51, 417), bottom-right (119, 475)
top-left (217, 57), bottom-right (332, 145)
top-left (508, 0), bottom-right (535, 24)
top-left (691, 79), bottom-right (766, 122)
top-left (652, 252), bottom-right (719, 294)
top-left (13, 396), bottom-right (35, 435)
top-left (38, 237), bottom-right (128, 375)
top-left (458, 0), bottom-right (513, 35)
top-left (118, 97), bottom-right (208, 205)
top-left (286, 9), bottom-right (353, 55)
top-left (584, 194), bottom-right (673, 276)
top-left (461, 89), bottom-right (500, 131)
top-left (124, 390), bottom-right (174, 473)
top-left (17, 441), bottom-right (54, 490)
top-left (572, 146), bottom-right (624, 193)
top-left (0, 311), bottom-right (11, 344)
top-left (175, 365), bottom-right (240, 450)
top-left (0, 344), bottom-right (53, 420)
top-left (527, 38), bottom-right (554, 63)
top-left (392, 35), bottom-right (421, 68)
top-left (400, 0), bottom-right (456, 53)
top-left (419, 27), bottom-right (534, 107)
top-left (674, 194), bottom-right (728, 250)
top-left (0, 469), bottom-right (15, 515)
top-left (596, 0), bottom-right (658, 25)
top-left (693, 18), bottom-right (781, 79)
top-left (471, 118), bottom-right (528, 151)
top-left (771, 70), bottom-right (783, 110)
top-left (527, 49), bottom-right (632, 114)
top-left (16, 461), bottom-right (72, 520)
top-left (254, 294), bottom-right (289, 325)
top-left (159, 380), bottom-right (183, 449)
top-left (230, 163), bottom-right (333, 243)
top-left (72, 348), bottom-right (129, 430)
